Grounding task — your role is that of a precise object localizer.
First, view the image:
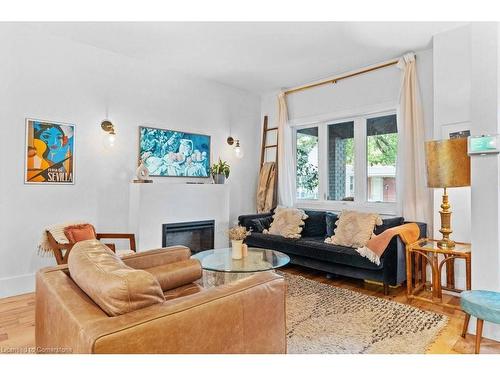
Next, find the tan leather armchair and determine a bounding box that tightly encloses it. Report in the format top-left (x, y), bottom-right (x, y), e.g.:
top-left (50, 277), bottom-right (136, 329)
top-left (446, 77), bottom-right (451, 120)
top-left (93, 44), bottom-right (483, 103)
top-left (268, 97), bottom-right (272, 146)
top-left (35, 246), bottom-right (287, 354)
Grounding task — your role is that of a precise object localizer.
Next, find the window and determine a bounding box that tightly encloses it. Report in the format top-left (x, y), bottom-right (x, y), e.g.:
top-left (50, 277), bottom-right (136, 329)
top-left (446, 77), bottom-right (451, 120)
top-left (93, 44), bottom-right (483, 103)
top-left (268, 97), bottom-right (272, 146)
top-left (367, 114), bottom-right (398, 203)
top-left (327, 121), bottom-right (354, 201)
top-left (293, 109), bottom-right (398, 213)
top-left (296, 126), bottom-right (319, 200)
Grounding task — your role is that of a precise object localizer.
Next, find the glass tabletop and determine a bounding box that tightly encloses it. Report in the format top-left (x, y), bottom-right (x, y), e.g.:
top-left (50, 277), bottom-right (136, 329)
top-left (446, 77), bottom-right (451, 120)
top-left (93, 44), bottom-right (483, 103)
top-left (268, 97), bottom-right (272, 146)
top-left (411, 238), bottom-right (471, 254)
top-left (191, 247), bottom-right (290, 273)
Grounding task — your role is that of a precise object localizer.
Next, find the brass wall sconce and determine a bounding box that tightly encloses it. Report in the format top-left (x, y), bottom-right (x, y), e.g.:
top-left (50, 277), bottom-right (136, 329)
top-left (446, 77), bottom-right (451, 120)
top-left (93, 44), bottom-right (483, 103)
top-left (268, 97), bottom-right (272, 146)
top-left (227, 136), bottom-right (244, 159)
top-left (101, 120), bottom-right (116, 148)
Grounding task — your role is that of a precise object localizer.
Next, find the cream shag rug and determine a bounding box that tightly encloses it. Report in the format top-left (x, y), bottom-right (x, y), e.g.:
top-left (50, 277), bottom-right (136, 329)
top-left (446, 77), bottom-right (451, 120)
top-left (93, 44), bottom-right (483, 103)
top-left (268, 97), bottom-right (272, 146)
top-left (283, 272), bottom-right (448, 354)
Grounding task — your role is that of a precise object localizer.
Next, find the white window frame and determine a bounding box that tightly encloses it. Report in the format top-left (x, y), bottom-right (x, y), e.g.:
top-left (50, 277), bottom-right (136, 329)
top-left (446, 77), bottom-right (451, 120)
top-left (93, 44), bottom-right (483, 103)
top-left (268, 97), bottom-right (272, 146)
top-left (291, 102), bottom-right (399, 215)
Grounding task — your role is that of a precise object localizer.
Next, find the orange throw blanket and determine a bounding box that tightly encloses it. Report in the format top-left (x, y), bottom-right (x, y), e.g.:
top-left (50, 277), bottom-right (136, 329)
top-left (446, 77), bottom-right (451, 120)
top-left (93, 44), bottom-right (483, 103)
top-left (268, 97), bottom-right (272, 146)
top-left (356, 223), bottom-right (420, 265)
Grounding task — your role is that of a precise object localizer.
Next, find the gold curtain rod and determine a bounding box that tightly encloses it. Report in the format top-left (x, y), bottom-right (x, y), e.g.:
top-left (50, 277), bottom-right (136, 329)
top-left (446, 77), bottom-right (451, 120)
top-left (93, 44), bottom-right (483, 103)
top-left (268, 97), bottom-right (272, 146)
top-left (284, 58), bottom-right (400, 96)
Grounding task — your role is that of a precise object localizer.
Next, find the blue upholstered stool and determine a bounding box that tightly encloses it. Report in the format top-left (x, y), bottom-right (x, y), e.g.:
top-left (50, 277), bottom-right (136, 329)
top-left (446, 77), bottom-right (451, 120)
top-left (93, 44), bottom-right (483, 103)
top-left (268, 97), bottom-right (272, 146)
top-left (461, 290), bottom-right (500, 354)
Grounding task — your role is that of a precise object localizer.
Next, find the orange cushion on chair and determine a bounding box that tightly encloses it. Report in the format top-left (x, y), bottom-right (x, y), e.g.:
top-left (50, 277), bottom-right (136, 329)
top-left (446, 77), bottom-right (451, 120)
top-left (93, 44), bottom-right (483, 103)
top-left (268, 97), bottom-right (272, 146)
top-left (64, 224), bottom-right (97, 243)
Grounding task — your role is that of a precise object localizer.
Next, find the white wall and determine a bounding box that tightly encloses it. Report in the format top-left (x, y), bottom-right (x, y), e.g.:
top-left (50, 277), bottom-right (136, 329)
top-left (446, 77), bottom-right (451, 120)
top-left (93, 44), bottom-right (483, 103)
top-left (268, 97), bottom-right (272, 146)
top-left (0, 25), bottom-right (261, 297)
top-left (469, 23), bottom-right (500, 341)
top-left (433, 22), bottom-right (500, 341)
top-left (433, 24), bottom-right (472, 290)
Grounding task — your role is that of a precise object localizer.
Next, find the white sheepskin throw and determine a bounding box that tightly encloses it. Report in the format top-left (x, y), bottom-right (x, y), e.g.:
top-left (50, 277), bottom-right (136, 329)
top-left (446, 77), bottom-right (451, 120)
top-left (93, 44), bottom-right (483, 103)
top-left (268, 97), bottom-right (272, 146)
top-left (263, 206), bottom-right (308, 239)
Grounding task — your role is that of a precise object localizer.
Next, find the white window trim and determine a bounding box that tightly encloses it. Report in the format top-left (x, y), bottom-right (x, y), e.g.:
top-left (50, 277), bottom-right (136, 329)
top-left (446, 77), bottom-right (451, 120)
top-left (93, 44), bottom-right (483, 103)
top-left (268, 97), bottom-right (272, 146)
top-left (293, 102), bottom-right (400, 216)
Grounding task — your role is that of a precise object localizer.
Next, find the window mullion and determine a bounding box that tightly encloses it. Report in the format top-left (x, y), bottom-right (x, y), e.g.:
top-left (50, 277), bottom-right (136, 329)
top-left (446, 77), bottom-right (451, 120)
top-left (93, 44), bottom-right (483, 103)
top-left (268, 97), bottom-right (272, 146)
top-left (318, 122), bottom-right (328, 201)
top-left (354, 117), bottom-right (366, 204)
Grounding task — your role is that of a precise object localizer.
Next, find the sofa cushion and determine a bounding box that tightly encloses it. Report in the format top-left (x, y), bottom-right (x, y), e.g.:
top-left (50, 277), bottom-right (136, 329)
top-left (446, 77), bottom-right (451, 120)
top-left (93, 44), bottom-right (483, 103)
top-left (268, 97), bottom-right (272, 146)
top-left (246, 233), bottom-right (383, 271)
top-left (374, 217), bottom-right (405, 235)
top-left (238, 213), bottom-right (273, 231)
top-left (264, 207), bottom-right (308, 239)
top-left (302, 211), bottom-right (327, 237)
top-left (326, 210), bottom-right (382, 248)
top-left (325, 212), bottom-right (339, 237)
top-left (250, 216), bottom-right (274, 233)
top-left (68, 239), bottom-right (165, 316)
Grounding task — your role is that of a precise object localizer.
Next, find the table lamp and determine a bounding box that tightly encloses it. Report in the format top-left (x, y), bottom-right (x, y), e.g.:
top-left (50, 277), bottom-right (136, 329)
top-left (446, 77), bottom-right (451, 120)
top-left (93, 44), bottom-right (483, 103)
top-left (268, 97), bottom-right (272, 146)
top-left (425, 138), bottom-right (471, 249)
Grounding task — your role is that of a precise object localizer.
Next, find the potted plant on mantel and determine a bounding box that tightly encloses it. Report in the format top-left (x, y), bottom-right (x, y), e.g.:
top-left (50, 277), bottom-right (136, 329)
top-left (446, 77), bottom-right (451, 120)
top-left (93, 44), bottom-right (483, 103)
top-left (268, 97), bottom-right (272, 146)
top-left (211, 159), bottom-right (230, 184)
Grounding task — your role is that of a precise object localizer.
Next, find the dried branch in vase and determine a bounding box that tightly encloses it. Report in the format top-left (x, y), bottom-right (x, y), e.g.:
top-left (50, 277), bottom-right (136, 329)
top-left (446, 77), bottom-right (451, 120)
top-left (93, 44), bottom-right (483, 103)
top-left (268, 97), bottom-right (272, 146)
top-left (227, 225), bottom-right (250, 241)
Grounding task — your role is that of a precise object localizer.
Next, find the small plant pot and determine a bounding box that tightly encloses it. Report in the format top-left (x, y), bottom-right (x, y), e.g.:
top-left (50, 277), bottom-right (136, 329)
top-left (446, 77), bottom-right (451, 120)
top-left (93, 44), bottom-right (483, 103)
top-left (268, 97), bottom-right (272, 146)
top-left (213, 174), bottom-right (226, 184)
top-left (231, 240), bottom-right (243, 259)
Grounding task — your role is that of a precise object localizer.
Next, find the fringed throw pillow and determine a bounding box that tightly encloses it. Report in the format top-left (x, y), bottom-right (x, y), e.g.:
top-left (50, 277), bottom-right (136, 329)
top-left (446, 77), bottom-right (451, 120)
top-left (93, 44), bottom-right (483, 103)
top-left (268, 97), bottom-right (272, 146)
top-left (324, 210), bottom-right (382, 248)
top-left (263, 206), bottom-right (308, 239)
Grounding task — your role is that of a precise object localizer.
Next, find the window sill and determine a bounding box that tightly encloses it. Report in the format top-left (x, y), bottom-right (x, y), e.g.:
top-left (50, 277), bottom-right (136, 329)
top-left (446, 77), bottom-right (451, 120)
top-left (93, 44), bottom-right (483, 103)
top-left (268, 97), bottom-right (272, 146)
top-left (295, 200), bottom-right (399, 216)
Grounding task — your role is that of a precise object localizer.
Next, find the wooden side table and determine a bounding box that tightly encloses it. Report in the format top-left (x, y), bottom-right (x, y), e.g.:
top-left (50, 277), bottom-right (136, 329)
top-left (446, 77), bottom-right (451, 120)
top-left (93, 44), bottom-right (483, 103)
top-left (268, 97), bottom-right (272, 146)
top-left (406, 238), bottom-right (471, 310)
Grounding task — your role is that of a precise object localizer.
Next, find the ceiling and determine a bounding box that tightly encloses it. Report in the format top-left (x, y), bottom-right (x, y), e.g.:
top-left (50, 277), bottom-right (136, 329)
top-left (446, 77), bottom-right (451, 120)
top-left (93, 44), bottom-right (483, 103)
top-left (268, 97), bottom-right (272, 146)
top-left (31, 22), bottom-right (466, 94)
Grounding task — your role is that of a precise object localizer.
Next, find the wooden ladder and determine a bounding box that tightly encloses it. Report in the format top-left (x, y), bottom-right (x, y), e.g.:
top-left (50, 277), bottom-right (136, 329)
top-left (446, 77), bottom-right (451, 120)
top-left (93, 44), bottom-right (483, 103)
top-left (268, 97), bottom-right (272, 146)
top-left (260, 115), bottom-right (279, 167)
top-left (259, 116), bottom-right (279, 213)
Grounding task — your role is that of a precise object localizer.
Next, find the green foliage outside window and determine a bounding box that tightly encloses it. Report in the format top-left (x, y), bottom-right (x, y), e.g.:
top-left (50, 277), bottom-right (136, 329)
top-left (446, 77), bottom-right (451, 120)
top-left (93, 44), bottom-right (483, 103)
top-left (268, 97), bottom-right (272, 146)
top-left (367, 133), bottom-right (398, 166)
top-left (296, 134), bottom-right (319, 194)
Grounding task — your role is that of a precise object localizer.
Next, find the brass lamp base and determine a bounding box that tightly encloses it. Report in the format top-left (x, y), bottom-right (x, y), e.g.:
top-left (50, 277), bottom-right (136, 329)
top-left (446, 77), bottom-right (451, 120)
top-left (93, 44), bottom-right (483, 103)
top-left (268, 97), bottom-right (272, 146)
top-left (437, 238), bottom-right (455, 250)
top-left (437, 187), bottom-right (455, 249)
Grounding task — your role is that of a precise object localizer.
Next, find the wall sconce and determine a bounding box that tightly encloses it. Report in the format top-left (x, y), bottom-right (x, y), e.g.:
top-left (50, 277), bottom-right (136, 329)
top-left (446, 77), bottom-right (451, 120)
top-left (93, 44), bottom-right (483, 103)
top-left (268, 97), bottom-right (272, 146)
top-left (227, 136), bottom-right (244, 159)
top-left (101, 120), bottom-right (116, 148)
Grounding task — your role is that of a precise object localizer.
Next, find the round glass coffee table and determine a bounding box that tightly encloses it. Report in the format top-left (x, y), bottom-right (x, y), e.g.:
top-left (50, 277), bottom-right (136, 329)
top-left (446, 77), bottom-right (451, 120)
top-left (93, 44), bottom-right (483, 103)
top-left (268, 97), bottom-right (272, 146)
top-left (191, 247), bottom-right (290, 287)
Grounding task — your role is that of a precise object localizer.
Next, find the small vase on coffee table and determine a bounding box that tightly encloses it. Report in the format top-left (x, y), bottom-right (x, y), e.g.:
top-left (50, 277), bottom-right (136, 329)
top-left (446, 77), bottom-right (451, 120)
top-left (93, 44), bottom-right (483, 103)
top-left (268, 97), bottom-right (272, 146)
top-left (231, 240), bottom-right (243, 259)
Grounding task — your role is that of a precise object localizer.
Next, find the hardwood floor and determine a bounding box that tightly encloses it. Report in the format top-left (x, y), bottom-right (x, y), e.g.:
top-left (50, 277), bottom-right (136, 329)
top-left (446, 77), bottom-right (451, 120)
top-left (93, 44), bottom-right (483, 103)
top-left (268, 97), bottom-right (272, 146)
top-left (1, 264), bottom-right (499, 354)
top-left (0, 292), bottom-right (36, 353)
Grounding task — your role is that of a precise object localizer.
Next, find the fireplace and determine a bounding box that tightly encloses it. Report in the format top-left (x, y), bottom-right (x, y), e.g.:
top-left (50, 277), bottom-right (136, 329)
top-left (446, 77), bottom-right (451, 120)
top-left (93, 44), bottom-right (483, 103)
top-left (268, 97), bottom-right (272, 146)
top-left (162, 220), bottom-right (215, 253)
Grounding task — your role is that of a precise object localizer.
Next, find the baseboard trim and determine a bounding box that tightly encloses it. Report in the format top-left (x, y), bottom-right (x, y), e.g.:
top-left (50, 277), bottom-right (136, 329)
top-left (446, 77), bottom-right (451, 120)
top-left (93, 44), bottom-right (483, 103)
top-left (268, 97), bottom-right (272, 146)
top-left (0, 273), bottom-right (35, 298)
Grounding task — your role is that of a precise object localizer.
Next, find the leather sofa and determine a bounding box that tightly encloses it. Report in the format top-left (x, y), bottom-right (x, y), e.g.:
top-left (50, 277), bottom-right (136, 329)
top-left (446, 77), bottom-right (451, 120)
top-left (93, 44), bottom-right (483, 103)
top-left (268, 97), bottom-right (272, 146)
top-left (35, 244), bottom-right (286, 354)
top-left (239, 210), bottom-right (426, 295)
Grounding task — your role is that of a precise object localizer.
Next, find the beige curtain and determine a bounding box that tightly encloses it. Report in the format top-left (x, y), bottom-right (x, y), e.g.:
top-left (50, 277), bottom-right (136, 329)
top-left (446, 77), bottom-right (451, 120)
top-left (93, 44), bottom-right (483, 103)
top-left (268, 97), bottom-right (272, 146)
top-left (256, 162), bottom-right (277, 213)
top-left (277, 92), bottom-right (295, 207)
top-left (397, 53), bottom-right (432, 231)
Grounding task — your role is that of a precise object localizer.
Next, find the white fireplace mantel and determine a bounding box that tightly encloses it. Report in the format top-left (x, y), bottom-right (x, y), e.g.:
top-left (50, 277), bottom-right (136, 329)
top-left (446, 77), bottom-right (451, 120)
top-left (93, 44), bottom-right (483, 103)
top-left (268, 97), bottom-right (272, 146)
top-left (128, 182), bottom-right (230, 251)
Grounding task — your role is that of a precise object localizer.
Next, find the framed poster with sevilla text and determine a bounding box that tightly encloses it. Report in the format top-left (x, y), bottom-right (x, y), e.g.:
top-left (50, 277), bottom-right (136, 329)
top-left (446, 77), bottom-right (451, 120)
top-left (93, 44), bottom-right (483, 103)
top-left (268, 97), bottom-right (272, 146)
top-left (25, 118), bottom-right (75, 184)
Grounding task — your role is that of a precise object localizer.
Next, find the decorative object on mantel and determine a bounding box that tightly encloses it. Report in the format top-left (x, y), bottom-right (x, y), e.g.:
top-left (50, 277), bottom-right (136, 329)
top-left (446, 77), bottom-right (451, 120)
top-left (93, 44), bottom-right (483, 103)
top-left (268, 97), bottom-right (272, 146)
top-left (227, 225), bottom-right (250, 260)
top-left (101, 119), bottom-right (116, 149)
top-left (139, 126), bottom-right (211, 177)
top-left (211, 158), bottom-right (230, 184)
top-left (25, 118), bottom-right (75, 185)
top-left (425, 137), bottom-right (471, 249)
top-left (133, 154), bottom-right (153, 183)
top-left (227, 136), bottom-right (244, 159)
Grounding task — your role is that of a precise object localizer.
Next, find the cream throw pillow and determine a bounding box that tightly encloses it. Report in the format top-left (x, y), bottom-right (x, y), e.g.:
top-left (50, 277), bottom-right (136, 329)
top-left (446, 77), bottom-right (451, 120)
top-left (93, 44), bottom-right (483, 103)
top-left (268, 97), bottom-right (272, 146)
top-left (263, 207), bottom-right (308, 239)
top-left (325, 210), bottom-right (382, 248)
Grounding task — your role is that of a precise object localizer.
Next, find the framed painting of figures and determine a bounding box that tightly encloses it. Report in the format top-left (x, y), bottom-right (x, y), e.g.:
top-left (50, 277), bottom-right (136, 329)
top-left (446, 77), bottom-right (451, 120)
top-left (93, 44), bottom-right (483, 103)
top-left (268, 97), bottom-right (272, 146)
top-left (139, 126), bottom-right (211, 178)
top-left (25, 118), bottom-right (75, 184)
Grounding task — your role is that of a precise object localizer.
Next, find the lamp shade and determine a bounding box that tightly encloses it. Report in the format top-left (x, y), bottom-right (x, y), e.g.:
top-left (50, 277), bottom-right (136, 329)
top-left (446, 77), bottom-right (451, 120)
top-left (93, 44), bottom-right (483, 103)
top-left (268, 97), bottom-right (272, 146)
top-left (425, 138), bottom-right (471, 188)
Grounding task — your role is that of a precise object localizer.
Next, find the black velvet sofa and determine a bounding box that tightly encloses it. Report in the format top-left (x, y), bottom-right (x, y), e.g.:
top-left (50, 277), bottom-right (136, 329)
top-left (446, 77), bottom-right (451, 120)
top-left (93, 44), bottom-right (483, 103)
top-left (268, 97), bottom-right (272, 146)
top-left (238, 210), bottom-right (426, 295)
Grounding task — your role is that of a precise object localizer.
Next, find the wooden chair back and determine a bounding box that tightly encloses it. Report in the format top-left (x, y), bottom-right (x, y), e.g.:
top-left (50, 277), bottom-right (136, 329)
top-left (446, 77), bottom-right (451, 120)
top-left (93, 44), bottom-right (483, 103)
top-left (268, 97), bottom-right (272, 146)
top-left (46, 231), bottom-right (136, 265)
